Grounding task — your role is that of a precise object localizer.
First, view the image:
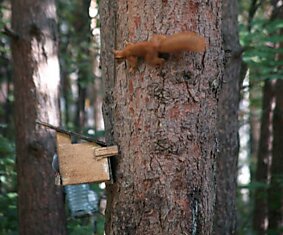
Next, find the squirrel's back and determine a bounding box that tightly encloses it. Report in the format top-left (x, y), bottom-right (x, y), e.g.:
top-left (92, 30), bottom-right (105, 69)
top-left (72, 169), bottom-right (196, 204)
top-left (158, 32), bottom-right (206, 53)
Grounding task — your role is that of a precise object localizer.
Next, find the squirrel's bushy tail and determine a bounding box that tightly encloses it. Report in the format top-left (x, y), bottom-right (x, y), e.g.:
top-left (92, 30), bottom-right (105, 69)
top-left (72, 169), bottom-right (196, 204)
top-left (158, 32), bottom-right (206, 53)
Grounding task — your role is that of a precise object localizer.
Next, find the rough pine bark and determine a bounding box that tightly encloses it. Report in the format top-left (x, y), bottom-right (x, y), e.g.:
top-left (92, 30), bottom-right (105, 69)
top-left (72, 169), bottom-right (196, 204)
top-left (213, 0), bottom-right (241, 234)
top-left (11, 0), bottom-right (66, 234)
top-left (100, 1), bottom-right (223, 234)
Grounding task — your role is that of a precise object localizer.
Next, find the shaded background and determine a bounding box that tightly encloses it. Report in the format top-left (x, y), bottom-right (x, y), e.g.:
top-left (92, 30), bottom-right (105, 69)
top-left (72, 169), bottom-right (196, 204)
top-left (0, 0), bottom-right (283, 234)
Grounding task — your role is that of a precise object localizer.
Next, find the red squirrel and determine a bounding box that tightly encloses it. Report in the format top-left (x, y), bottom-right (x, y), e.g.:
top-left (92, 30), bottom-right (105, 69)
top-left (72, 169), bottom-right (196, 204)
top-left (114, 31), bottom-right (206, 72)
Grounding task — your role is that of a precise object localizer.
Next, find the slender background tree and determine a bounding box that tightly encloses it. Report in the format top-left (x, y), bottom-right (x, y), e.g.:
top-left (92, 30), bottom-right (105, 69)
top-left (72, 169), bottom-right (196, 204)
top-left (11, 0), bottom-right (67, 234)
top-left (267, 1), bottom-right (283, 231)
top-left (214, 0), bottom-right (241, 234)
top-left (239, 0), bottom-right (283, 233)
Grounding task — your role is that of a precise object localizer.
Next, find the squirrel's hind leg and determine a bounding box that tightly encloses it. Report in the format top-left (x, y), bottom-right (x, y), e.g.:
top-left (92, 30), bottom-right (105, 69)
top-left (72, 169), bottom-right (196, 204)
top-left (145, 52), bottom-right (165, 66)
top-left (127, 56), bottom-right (138, 72)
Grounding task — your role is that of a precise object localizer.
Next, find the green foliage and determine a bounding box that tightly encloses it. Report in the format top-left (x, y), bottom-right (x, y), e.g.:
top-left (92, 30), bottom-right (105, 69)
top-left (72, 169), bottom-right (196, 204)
top-left (0, 135), bottom-right (17, 234)
top-left (267, 227), bottom-right (283, 235)
top-left (67, 217), bottom-right (94, 235)
top-left (236, 188), bottom-right (253, 235)
top-left (0, 3), bottom-right (17, 234)
top-left (0, 2), bottom-right (14, 140)
top-left (0, 136), bottom-right (15, 179)
top-left (238, 5), bottom-right (283, 234)
top-left (57, 0), bottom-right (97, 127)
top-left (57, 0), bottom-right (93, 81)
top-left (238, 181), bottom-right (269, 190)
top-left (0, 4), bottom-right (12, 78)
top-left (241, 19), bottom-right (283, 81)
top-left (0, 193), bottom-right (17, 235)
top-left (0, 136), bottom-right (16, 190)
top-left (67, 214), bottom-right (105, 235)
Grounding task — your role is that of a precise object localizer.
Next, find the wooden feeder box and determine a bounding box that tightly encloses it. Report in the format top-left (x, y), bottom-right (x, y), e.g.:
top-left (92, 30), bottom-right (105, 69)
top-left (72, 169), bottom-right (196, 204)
top-left (37, 121), bottom-right (118, 186)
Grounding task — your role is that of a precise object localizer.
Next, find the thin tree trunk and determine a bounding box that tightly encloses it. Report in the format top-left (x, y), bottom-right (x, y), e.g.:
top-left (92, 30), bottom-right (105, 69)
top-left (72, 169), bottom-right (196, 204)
top-left (252, 80), bottom-right (274, 235)
top-left (74, 0), bottom-right (91, 131)
top-left (267, 3), bottom-right (283, 232)
top-left (11, 0), bottom-right (67, 234)
top-left (62, 71), bottom-right (71, 125)
top-left (100, 1), bottom-right (223, 234)
top-left (213, 0), bottom-right (241, 234)
top-left (91, 0), bottom-right (104, 132)
top-left (250, 86), bottom-right (261, 171)
top-left (75, 82), bottom-right (87, 130)
top-left (268, 79), bottom-right (283, 233)
top-left (93, 77), bottom-right (104, 131)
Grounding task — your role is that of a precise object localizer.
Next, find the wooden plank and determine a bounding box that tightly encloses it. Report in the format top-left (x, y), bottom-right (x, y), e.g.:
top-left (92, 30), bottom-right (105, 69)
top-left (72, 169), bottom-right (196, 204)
top-left (94, 145), bottom-right (118, 159)
top-left (57, 141), bottom-right (110, 185)
top-left (56, 132), bottom-right (71, 144)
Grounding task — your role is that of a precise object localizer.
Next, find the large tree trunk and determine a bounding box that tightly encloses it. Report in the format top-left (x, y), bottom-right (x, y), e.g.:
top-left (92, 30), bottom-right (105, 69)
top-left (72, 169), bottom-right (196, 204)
top-left (100, 1), bottom-right (224, 234)
top-left (213, 0), bottom-right (241, 234)
top-left (11, 0), bottom-right (67, 234)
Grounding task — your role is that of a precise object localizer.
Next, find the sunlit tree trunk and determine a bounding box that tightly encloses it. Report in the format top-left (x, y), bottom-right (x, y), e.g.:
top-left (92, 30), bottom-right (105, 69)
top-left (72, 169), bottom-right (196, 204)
top-left (11, 0), bottom-right (67, 234)
top-left (100, 1), bottom-right (224, 234)
top-left (213, 0), bottom-right (241, 234)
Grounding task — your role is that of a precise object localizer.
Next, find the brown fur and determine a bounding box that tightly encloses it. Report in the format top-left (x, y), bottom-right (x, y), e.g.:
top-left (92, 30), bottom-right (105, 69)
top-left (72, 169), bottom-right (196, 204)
top-left (114, 31), bottom-right (206, 72)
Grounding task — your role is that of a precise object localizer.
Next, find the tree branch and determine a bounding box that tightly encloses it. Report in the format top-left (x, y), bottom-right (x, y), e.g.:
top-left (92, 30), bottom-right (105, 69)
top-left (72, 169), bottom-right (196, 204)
top-left (2, 25), bottom-right (20, 40)
top-left (36, 120), bottom-right (107, 146)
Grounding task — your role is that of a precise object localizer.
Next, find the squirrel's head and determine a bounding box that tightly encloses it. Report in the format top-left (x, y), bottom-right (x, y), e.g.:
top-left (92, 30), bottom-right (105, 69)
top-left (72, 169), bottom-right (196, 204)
top-left (113, 50), bottom-right (124, 59)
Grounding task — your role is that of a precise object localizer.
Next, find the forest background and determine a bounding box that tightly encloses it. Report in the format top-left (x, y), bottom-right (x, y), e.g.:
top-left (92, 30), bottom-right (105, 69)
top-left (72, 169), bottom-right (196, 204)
top-left (0, 0), bottom-right (283, 234)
